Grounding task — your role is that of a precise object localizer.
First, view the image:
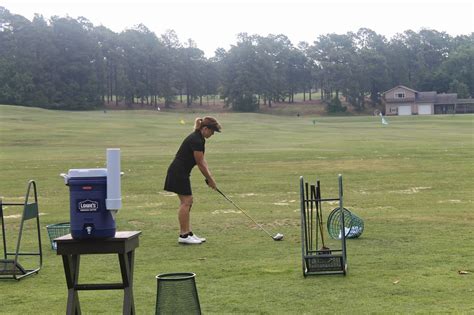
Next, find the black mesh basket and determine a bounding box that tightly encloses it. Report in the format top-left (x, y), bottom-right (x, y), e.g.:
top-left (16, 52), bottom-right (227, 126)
top-left (305, 255), bottom-right (344, 273)
top-left (155, 272), bottom-right (201, 315)
top-left (327, 208), bottom-right (364, 239)
top-left (0, 260), bottom-right (24, 275)
top-left (46, 222), bottom-right (70, 250)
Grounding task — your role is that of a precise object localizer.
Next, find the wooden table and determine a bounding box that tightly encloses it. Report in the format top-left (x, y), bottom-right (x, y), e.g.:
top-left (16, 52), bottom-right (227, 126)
top-left (56, 231), bottom-right (141, 315)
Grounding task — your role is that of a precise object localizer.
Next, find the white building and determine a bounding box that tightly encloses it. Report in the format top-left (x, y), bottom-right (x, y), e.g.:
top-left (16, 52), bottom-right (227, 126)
top-left (383, 85), bottom-right (474, 115)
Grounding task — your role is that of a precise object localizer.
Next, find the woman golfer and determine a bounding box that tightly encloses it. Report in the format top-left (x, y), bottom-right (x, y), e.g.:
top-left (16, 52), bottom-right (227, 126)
top-left (164, 117), bottom-right (221, 244)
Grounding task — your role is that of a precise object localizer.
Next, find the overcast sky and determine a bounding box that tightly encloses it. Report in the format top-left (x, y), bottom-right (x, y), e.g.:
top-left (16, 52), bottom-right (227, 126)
top-left (1, 0), bottom-right (473, 56)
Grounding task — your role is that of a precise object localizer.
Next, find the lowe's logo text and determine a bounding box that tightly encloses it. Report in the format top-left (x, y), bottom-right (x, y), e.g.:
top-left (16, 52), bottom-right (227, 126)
top-left (78, 200), bottom-right (99, 212)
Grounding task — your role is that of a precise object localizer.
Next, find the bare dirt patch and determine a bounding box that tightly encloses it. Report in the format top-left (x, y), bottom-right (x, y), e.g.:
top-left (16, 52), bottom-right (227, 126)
top-left (104, 98), bottom-right (370, 116)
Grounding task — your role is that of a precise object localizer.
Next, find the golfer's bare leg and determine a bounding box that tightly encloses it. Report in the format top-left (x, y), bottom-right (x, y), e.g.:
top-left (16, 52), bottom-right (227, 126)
top-left (178, 195), bottom-right (193, 235)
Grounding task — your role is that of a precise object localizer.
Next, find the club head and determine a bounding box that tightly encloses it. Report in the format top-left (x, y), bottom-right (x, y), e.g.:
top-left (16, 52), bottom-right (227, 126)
top-left (272, 233), bottom-right (284, 241)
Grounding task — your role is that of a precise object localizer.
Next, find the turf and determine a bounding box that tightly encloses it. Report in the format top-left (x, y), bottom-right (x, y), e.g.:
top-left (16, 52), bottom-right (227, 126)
top-left (0, 105), bottom-right (473, 313)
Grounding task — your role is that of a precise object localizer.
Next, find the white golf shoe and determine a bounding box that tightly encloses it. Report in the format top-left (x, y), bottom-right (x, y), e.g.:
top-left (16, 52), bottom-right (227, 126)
top-left (178, 235), bottom-right (202, 244)
top-left (190, 232), bottom-right (206, 243)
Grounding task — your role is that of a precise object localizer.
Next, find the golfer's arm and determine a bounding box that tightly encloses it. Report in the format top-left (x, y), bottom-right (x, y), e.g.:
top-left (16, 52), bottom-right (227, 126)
top-left (194, 151), bottom-right (213, 180)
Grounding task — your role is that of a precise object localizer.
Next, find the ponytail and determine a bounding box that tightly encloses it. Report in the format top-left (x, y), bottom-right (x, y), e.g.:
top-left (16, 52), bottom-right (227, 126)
top-left (194, 116), bottom-right (222, 132)
top-left (194, 117), bottom-right (203, 131)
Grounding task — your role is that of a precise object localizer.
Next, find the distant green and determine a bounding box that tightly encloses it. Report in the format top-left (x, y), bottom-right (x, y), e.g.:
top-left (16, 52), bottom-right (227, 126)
top-left (0, 105), bottom-right (473, 314)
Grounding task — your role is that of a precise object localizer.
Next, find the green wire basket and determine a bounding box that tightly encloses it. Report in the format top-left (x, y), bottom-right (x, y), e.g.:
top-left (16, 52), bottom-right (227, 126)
top-left (327, 208), bottom-right (364, 239)
top-left (46, 222), bottom-right (70, 250)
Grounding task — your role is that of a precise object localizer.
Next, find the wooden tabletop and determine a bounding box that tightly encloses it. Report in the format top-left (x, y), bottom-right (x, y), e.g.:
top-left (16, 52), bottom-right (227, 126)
top-left (55, 231), bottom-right (141, 242)
top-left (55, 231), bottom-right (142, 255)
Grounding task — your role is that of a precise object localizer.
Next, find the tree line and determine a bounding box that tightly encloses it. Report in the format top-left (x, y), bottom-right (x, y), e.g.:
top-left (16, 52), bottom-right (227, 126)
top-left (0, 6), bottom-right (472, 111)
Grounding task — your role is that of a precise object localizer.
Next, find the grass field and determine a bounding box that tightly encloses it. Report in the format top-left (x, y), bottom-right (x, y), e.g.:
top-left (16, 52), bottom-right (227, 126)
top-left (0, 105), bottom-right (473, 314)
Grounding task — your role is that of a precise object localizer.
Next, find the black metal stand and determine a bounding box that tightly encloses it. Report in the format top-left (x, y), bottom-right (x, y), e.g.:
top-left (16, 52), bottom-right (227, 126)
top-left (55, 231), bottom-right (141, 315)
top-left (300, 175), bottom-right (347, 277)
top-left (0, 180), bottom-right (42, 280)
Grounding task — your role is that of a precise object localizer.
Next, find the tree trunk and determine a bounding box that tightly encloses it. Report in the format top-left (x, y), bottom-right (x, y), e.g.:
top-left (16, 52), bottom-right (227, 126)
top-left (114, 67), bottom-right (119, 106)
top-left (165, 97), bottom-right (172, 108)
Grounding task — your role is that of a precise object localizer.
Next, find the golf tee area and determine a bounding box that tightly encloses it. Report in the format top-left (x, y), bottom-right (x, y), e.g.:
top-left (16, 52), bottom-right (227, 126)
top-left (0, 105), bottom-right (473, 313)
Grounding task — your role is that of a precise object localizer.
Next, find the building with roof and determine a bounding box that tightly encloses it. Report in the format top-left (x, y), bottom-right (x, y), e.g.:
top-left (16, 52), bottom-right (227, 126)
top-left (382, 85), bottom-right (474, 115)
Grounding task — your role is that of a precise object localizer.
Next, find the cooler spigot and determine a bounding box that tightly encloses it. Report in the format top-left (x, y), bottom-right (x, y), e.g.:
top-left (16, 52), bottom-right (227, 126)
top-left (86, 225), bottom-right (93, 235)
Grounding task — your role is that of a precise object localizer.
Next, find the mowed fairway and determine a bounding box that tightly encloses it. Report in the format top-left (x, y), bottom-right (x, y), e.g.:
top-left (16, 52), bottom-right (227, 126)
top-left (0, 105), bottom-right (473, 314)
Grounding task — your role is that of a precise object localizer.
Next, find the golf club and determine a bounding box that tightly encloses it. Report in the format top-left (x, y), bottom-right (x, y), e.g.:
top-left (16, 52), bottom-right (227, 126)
top-left (207, 180), bottom-right (283, 241)
top-left (314, 182), bottom-right (330, 253)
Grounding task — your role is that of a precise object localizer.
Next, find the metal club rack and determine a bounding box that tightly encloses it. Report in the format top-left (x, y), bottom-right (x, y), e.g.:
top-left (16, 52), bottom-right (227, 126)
top-left (300, 175), bottom-right (347, 277)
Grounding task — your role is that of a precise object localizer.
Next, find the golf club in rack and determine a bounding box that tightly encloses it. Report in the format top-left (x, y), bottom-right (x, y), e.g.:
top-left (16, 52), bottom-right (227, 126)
top-left (207, 180), bottom-right (283, 241)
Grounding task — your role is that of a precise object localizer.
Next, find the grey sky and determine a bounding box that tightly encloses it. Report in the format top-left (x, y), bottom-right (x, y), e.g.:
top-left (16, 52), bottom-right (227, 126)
top-left (1, 0), bottom-right (473, 56)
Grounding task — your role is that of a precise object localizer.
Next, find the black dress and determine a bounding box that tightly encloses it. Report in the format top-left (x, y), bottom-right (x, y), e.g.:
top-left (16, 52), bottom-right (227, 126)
top-left (164, 130), bottom-right (205, 195)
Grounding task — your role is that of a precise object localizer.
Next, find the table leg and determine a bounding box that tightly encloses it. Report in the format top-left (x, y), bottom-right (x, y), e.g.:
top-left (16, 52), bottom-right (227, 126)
top-left (62, 254), bottom-right (81, 315)
top-left (119, 250), bottom-right (135, 315)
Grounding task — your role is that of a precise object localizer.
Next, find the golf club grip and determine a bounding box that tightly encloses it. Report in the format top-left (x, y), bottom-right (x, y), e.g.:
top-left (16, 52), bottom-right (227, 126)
top-left (205, 178), bottom-right (215, 189)
top-left (205, 178), bottom-right (219, 189)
